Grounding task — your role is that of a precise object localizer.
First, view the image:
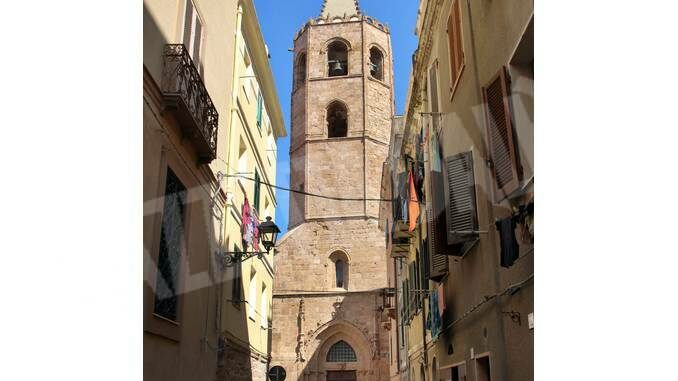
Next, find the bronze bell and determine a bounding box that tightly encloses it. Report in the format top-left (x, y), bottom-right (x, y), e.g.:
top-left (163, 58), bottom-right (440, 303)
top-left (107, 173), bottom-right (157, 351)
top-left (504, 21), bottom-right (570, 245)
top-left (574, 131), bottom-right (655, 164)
top-left (331, 60), bottom-right (344, 75)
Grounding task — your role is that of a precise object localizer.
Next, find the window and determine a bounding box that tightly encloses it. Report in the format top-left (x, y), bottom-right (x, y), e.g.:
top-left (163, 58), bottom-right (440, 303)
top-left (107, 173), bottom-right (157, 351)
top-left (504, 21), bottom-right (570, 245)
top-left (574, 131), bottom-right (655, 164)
top-left (256, 91), bottom-right (264, 130)
top-left (444, 151), bottom-right (479, 245)
top-left (483, 67), bottom-right (521, 200)
top-left (248, 268), bottom-right (257, 319)
top-left (447, 0), bottom-right (464, 95)
top-left (238, 138), bottom-right (248, 174)
top-left (295, 53), bottom-right (307, 89)
top-left (326, 340), bottom-right (357, 362)
top-left (335, 260), bottom-right (345, 288)
top-left (232, 244), bottom-right (243, 305)
top-left (327, 41), bottom-right (348, 77)
top-left (253, 168), bottom-right (261, 212)
top-left (260, 283), bottom-right (268, 327)
top-left (183, 0), bottom-right (203, 67)
top-left (475, 356), bottom-right (491, 381)
top-left (327, 101), bottom-right (348, 138)
top-left (426, 64), bottom-right (449, 281)
top-left (369, 47), bottom-right (384, 80)
top-left (330, 251), bottom-right (349, 289)
top-left (450, 363), bottom-right (467, 381)
top-left (154, 169), bottom-right (187, 321)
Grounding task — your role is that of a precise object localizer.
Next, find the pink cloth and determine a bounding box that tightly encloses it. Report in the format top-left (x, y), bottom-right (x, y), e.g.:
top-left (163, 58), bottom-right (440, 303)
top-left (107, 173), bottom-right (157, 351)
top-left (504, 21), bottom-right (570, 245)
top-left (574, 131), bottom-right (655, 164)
top-left (241, 197), bottom-right (253, 249)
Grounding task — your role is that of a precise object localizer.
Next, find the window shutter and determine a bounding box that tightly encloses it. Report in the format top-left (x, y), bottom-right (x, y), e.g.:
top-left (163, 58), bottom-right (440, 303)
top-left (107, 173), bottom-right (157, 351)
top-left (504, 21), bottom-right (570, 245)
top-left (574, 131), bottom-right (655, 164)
top-left (453, 0), bottom-right (463, 79)
top-left (427, 202), bottom-right (449, 282)
top-left (447, 11), bottom-right (458, 87)
top-left (422, 238), bottom-right (431, 282)
top-left (254, 169), bottom-right (261, 212)
top-left (444, 151), bottom-right (478, 245)
top-left (183, 0), bottom-right (193, 49)
top-left (483, 67), bottom-right (520, 200)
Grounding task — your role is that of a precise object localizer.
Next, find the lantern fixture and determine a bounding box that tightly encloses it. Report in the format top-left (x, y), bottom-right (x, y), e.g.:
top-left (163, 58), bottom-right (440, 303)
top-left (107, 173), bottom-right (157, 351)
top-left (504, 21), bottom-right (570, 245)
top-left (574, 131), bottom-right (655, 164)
top-left (217, 216), bottom-right (281, 267)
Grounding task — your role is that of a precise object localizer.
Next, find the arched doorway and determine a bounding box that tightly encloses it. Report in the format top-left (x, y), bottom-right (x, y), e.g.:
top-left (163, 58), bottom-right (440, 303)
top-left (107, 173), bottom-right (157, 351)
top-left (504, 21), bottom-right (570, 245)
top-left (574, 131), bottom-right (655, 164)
top-left (306, 321), bottom-right (373, 381)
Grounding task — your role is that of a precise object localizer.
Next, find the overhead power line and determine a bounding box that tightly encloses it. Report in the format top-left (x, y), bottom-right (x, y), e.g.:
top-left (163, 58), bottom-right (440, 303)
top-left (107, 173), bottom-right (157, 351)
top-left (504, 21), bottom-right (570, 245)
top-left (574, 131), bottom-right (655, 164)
top-left (227, 174), bottom-right (394, 202)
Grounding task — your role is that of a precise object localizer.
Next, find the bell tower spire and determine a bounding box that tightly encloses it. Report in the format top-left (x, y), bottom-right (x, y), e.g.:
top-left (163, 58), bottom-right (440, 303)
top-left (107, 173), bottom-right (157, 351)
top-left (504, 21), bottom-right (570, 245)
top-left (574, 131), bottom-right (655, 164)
top-left (319, 0), bottom-right (360, 18)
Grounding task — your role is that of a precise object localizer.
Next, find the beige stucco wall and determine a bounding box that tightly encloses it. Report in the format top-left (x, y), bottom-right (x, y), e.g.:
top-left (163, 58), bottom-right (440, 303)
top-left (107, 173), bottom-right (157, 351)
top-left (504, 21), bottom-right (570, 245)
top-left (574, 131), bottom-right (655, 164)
top-left (395, 1), bottom-right (534, 380)
top-left (144, 1), bottom-right (285, 381)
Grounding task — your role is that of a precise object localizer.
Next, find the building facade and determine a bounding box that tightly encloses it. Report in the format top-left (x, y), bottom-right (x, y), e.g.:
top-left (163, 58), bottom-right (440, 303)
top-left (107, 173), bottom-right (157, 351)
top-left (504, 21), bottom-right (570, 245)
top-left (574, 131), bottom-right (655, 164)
top-left (216, 1), bottom-right (286, 380)
top-left (143, 1), bottom-right (285, 381)
top-left (381, 0), bottom-right (534, 380)
top-left (270, 1), bottom-right (396, 380)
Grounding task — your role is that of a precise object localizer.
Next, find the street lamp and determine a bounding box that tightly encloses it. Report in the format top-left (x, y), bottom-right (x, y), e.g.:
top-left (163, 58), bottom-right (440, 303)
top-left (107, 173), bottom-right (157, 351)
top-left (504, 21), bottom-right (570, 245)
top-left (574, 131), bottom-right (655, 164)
top-left (258, 216), bottom-right (281, 253)
top-left (218, 216), bottom-right (281, 267)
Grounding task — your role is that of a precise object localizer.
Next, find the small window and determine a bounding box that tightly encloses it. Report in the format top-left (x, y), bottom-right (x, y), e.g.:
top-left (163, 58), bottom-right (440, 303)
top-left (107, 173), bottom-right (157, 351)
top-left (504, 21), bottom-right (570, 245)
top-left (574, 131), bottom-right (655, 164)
top-left (330, 251), bottom-right (349, 289)
top-left (260, 283), bottom-right (268, 327)
top-left (327, 101), bottom-right (348, 138)
top-left (154, 169), bottom-right (187, 321)
top-left (295, 53), bottom-right (307, 89)
top-left (232, 245), bottom-right (243, 305)
top-left (238, 138), bottom-right (248, 174)
top-left (183, 0), bottom-right (203, 66)
top-left (450, 363), bottom-right (467, 381)
top-left (369, 47), bottom-right (384, 80)
top-left (256, 91), bottom-right (264, 130)
top-left (326, 340), bottom-right (357, 362)
top-left (327, 41), bottom-right (349, 77)
top-left (476, 356), bottom-right (491, 381)
top-left (335, 260), bottom-right (345, 288)
top-left (248, 269), bottom-right (257, 319)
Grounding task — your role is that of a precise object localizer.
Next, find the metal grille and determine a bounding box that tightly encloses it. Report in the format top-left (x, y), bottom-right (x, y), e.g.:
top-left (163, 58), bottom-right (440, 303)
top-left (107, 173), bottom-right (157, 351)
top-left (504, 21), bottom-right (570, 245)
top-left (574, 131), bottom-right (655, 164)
top-left (153, 169), bottom-right (187, 321)
top-left (326, 340), bottom-right (357, 362)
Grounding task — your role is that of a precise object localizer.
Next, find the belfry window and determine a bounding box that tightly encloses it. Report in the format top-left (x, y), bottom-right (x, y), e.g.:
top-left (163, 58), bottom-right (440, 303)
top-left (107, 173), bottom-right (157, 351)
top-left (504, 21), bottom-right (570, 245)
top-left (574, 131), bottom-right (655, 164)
top-left (327, 41), bottom-right (348, 77)
top-left (295, 53), bottom-right (306, 89)
top-left (335, 260), bottom-right (345, 288)
top-left (369, 47), bottom-right (384, 80)
top-left (327, 101), bottom-right (348, 138)
top-left (326, 340), bottom-right (357, 362)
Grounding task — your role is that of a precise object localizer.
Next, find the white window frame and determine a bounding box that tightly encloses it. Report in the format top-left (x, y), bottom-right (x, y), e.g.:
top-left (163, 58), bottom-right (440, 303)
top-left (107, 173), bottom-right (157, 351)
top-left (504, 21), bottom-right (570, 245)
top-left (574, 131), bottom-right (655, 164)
top-left (182, 0), bottom-right (203, 63)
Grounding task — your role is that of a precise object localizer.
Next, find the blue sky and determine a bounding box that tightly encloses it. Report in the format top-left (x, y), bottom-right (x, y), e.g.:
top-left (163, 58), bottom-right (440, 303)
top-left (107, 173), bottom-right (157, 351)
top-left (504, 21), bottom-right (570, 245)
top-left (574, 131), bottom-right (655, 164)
top-left (253, 0), bottom-right (420, 234)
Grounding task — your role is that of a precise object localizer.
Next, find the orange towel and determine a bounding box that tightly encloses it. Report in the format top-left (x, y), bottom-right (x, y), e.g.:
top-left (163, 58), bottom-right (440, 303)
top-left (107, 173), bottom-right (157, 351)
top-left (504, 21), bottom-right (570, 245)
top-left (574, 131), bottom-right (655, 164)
top-left (408, 170), bottom-right (419, 232)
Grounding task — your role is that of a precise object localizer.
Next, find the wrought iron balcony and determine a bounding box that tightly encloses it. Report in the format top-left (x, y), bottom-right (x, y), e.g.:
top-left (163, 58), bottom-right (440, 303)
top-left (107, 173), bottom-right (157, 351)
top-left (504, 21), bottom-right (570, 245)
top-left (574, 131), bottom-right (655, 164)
top-left (161, 44), bottom-right (218, 163)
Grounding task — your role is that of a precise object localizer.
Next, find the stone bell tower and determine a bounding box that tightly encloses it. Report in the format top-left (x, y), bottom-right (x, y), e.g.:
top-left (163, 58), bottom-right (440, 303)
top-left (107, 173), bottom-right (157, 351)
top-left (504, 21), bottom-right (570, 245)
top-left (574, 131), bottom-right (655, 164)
top-left (270, 0), bottom-right (395, 380)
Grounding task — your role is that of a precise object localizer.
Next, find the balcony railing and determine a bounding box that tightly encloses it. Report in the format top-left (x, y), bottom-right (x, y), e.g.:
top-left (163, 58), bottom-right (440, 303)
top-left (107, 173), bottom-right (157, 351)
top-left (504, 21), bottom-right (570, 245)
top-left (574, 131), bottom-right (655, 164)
top-left (161, 44), bottom-right (218, 163)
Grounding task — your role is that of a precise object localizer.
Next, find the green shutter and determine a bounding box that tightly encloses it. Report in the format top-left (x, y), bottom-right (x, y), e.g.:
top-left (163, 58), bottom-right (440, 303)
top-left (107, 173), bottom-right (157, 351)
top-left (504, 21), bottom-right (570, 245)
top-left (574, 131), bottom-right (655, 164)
top-left (256, 92), bottom-right (263, 129)
top-left (254, 169), bottom-right (261, 212)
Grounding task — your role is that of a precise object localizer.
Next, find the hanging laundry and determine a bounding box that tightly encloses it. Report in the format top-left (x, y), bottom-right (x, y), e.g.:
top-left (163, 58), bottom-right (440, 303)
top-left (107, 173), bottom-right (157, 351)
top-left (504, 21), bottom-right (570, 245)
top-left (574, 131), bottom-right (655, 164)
top-left (408, 169), bottom-right (420, 232)
top-left (241, 197), bottom-right (254, 249)
top-left (437, 283), bottom-right (445, 318)
top-left (429, 290), bottom-right (441, 340)
top-left (495, 217), bottom-right (520, 268)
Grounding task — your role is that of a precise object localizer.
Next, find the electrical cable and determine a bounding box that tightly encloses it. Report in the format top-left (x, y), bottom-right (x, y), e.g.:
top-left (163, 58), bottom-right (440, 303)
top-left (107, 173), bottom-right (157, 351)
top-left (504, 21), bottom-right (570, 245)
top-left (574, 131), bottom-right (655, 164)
top-left (225, 174), bottom-right (394, 202)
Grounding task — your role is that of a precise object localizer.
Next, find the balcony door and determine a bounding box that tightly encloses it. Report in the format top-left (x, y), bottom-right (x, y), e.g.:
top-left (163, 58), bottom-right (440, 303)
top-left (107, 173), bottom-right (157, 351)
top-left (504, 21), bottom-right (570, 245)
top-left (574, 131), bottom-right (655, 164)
top-left (326, 370), bottom-right (357, 381)
top-left (182, 0), bottom-right (203, 68)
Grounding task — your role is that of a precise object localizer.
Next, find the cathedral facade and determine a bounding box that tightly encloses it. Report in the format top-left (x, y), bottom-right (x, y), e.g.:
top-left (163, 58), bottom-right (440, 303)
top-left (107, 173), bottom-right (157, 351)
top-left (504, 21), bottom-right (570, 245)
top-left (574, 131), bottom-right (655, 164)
top-left (270, 1), bottom-right (395, 380)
